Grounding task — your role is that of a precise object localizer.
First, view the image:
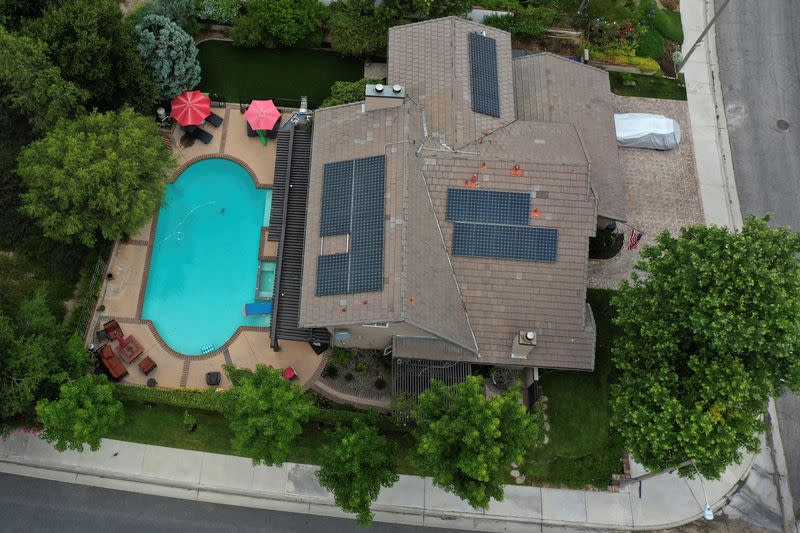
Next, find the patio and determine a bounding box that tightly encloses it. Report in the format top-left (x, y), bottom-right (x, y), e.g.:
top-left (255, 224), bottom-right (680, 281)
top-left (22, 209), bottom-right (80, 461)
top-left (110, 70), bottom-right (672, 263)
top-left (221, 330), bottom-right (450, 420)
top-left (88, 103), bottom-right (323, 390)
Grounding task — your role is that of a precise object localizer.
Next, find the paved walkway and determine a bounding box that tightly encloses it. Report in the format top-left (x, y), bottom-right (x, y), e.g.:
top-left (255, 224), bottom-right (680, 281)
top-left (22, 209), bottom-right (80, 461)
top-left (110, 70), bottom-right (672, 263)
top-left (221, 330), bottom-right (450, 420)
top-left (0, 432), bottom-right (754, 531)
top-left (680, 0), bottom-right (742, 231)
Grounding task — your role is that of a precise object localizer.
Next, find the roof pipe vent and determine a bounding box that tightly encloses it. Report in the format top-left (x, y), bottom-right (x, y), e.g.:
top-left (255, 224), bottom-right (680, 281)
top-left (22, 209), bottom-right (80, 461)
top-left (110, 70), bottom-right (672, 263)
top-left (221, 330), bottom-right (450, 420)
top-left (375, 83), bottom-right (384, 93)
top-left (392, 84), bottom-right (402, 93)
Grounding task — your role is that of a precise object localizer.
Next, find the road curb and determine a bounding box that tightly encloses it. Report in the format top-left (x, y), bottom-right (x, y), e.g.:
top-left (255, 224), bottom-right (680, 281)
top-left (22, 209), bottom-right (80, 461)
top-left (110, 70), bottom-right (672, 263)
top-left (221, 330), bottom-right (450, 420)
top-left (768, 398), bottom-right (798, 533)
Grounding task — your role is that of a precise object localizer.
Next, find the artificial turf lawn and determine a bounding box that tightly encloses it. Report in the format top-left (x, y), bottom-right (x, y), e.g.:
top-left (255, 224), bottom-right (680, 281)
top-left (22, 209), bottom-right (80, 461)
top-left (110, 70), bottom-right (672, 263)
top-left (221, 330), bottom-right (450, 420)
top-left (196, 41), bottom-right (364, 109)
top-left (519, 289), bottom-right (624, 488)
top-left (609, 72), bottom-right (687, 101)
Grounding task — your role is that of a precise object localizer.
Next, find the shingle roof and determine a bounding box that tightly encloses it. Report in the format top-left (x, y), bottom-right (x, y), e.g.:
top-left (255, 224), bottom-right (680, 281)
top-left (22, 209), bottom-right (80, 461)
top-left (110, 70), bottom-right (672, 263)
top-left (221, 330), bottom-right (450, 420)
top-left (299, 18), bottom-right (603, 370)
top-left (388, 17), bottom-right (515, 149)
top-left (513, 53), bottom-right (626, 222)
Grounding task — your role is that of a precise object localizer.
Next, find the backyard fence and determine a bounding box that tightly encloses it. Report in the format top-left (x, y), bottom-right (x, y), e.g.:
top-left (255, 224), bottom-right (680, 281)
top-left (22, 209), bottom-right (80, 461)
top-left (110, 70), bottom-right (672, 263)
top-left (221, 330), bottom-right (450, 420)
top-left (74, 254), bottom-right (108, 339)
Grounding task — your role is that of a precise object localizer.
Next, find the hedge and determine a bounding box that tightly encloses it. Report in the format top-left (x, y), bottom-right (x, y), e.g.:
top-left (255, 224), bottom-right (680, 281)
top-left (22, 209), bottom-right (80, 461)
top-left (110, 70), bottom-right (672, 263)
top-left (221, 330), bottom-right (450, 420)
top-left (636, 28), bottom-right (665, 60)
top-left (654, 9), bottom-right (684, 44)
top-left (113, 384), bottom-right (226, 412)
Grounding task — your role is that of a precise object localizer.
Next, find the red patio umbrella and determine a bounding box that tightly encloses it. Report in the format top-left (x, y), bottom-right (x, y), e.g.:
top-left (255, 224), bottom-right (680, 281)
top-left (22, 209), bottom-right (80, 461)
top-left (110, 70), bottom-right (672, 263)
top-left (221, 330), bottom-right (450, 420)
top-left (245, 100), bottom-right (281, 131)
top-left (170, 90), bottom-right (211, 126)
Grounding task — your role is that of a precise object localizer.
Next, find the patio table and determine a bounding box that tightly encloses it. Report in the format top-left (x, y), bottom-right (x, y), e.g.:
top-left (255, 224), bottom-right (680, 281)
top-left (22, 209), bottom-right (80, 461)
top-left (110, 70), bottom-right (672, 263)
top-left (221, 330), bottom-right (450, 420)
top-left (119, 335), bottom-right (144, 363)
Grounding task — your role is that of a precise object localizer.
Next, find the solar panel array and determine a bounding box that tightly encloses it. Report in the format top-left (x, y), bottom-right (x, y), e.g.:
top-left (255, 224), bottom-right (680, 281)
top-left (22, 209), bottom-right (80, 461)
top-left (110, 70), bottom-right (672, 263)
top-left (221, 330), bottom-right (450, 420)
top-left (446, 189), bottom-right (530, 225)
top-left (445, 188), bottom-right (557, 262)
top-left (468, 32), bottom-right (501, 118)
top-left (316, 155), bottom-right (386, 296)
top-left (452, 224), bottom-right (558, 262)
top-left (320, 160), bottom-right (354, 237)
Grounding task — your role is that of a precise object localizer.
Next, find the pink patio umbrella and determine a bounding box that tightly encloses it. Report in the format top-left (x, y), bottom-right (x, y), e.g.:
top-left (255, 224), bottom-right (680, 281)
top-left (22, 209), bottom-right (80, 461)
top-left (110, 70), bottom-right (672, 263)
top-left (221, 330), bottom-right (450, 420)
top-left (244, 99), bottom-right (281, 131)
top-left (170, 90), bottom-right (211, 126)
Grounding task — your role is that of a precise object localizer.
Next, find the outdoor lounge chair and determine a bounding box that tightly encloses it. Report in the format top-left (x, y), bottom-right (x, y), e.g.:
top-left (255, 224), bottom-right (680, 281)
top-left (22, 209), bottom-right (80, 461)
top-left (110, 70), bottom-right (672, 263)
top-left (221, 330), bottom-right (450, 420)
top-left (183, 125), bottom-right (213, 145)
top-left (97, 344), bottom-right (128, 380)
top-left (103, 320), bottom-right (122, 340)
top-left (246, 121), bottom-right (259, 138)
top-left (205, 112), bottom-right (223, 127)
top-left (138, 356), bottom-right (157, 375)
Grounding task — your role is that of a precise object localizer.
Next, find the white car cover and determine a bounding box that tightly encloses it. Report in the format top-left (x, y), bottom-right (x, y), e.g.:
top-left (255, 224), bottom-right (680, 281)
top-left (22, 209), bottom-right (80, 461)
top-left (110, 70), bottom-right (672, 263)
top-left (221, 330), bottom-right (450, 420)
top-left (614, 113), bottom-right (681, 150)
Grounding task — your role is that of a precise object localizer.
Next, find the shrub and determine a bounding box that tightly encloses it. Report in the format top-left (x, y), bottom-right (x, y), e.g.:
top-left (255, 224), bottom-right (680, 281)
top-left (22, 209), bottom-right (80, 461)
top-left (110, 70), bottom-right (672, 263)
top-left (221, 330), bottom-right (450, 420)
top-left (230, 0), bottom-right (327, 48)
top-left (328, 0), bottom-right (390, 57)
top-left (113, 384), bottom-right (226, 413)
top-left (374, 377), bottom-right (386, 390)
top-left (354, 361), bottom-right (369, 375)
top-left (331, 346), bottom-right (356, 366)
top-left (150, 0), bottom-right (199, 35)
top-left (586, 0), bottom-right (635, 22)
top-left (322, 363), bottom-right (339, 379)
top-left (483, 9), bottom-right (552, 41)
top-left (636, 27), bottom-right (664, 60)
top-left (344, 373), bottom-right (354, 382)
top-left (134, 14), bottom-right (201, 100)
top-left (183, 410), bottom-right (198, 431)
top-left (654, 9), bottom-right (684, 43)
top-left (321, 77), bottom-right (381, 108)
top-left (196, 0), bottom-right (240, 23)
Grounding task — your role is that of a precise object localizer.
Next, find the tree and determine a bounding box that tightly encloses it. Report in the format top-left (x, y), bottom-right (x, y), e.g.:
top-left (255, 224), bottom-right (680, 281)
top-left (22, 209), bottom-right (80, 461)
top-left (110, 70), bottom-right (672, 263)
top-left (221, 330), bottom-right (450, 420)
top-left (149, 0), bottom-right (199, 34)
top-left (0, 0), bottom-right (47, 30)
top-left (196, 0), bottom-right (241, 23)
top-left (23, 0), bottom-right (157, 112)
top-left (135, 14), bottom-right (202, 100)
top-left (383, 0), bottom-right (471, 20)
top-left (317, 415), bottom-right (399, 526)
top-left (222, 364), bottom-right (316, 465)
top-left (36, 375), bottom-right (124, 452)
top-left (0, 290), bottom-right (90, 420)
top-left (322, 78), bottom-right (382, 108)
top-left (412, 376), bottom-right (542, 509)
top-left (230, 0), bottom-right (327, 48)
top-left (0, 28), bottom-right (88, 135)
top-left (328, 0), bottom-right (391, 57)
top-left (18, 107), bottom-right (172, 247)
top-left (483, 8), bottom-right (552, 41)
top-left (611, 216), bottom-right (800, 479)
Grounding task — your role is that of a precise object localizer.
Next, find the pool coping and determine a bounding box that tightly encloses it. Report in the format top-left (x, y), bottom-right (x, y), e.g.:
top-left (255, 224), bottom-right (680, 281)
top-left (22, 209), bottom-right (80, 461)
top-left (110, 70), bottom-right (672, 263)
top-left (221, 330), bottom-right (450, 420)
top-left (135, 154), bottom-right (274, 361)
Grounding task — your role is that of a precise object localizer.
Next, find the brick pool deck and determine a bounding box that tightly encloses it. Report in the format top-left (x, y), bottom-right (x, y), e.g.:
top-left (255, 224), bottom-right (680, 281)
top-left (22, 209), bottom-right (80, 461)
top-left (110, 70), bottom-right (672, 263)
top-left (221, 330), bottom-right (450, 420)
top-left (91, 105), bottom-right (323, 390)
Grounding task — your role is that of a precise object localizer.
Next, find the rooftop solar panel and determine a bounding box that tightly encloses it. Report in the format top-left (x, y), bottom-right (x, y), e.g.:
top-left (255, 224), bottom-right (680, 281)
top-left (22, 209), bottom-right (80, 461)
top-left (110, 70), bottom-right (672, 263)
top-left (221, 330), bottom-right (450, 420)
top-left (452, 223), bottom-right (558, 262)
top-left (320, 160), bottom-right (354, 237)
top-left (469, 32), bottom-right (501, 118)
top-left (316, 254), bottom-right (350, 296)
top-left (446, 189), bottom-right (530, 225)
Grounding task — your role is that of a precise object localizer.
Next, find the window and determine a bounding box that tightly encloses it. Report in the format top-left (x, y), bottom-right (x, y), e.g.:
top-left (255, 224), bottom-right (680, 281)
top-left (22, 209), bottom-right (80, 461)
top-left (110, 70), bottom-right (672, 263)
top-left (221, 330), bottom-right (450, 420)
top-left (363, 322), bottom-right (389, 328)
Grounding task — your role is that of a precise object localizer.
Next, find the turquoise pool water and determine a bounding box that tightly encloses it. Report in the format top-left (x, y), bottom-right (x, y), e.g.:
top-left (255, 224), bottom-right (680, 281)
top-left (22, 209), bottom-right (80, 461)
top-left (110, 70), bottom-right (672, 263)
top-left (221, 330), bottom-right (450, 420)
top-left (142, 158), bottom-right (272, 355)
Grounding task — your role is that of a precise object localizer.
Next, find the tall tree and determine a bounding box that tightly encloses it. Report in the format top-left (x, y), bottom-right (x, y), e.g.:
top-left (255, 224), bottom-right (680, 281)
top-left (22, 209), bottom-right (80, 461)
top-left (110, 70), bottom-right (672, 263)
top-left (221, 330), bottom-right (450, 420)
top-left (328, 0), bottom-right (390, 57)
top-left (23, 0), bottom-right (157, 112)
top-left (222, 364), bottom-right (316, 465)
top-left (412, 376), bottom-right (542, 509)
top-left (0, 0), bottom-right (47, 30)
top-left (149, 0), bottom-right (199, 34)
top-left (134, 14), bottom-right (201, 100)
top-left (18, 107), bottom-right (172, 247)
top-left (0, 28), bottom-right (88, 134)
top-left (0, 290), bottom-right (90, 421)
top-left (611, 216), bottom-right (800, 478)
top-left (36, 375), bottom-right (124, 452)
top-left (230, 0), bottom-right (327, 48)
top-left (317, 415), bottom-right (399, 526)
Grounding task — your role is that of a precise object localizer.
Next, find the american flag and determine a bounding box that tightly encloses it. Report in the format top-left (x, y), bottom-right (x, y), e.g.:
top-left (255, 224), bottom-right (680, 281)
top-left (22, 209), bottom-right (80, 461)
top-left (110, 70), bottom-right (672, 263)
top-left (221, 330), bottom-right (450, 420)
top-left (628, 229), bottom-right (643, 250)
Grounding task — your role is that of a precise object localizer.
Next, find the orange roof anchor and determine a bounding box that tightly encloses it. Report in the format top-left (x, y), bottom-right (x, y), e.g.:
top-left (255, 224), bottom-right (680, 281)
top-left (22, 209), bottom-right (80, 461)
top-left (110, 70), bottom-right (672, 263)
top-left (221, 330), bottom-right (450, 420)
top-left (531, 208), bottom-right (540, 218)
top-left (511, 164), bottom-right (523, 177)
top-left (480, 161), bottom-right (487, 172)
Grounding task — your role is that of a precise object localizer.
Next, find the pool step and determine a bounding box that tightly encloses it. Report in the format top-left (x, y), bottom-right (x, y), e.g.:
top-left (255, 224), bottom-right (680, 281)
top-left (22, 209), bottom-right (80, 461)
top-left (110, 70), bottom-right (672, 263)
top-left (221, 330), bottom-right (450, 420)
top-left (200, 344), bottom-right (215, 355)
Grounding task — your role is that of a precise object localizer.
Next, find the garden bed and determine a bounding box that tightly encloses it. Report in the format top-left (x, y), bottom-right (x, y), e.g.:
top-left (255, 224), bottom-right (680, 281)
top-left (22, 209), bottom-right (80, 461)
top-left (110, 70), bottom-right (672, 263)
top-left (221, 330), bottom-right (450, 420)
top-left (319, 347), bottom-right (392, 403)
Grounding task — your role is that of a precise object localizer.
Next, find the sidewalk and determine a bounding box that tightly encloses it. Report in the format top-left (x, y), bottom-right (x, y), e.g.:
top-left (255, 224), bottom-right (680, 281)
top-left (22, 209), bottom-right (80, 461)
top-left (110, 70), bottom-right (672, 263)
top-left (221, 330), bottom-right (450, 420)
top-left (0, 432), bottom-right (754, 531)
top-left (680, 0), bottom-right (742, 231)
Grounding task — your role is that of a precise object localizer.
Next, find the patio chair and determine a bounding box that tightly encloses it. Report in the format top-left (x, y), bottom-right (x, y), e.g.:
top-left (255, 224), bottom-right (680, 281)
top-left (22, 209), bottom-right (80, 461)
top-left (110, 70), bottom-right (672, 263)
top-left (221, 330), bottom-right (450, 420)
top-left (95, 329), bottom-right (110, 344)
top-left (183, 125), bottom-right (213, 145)
top-left (205, 112), bottom-right (223, 127)
top-left (103, 320), bottom-right (122, 340)
top-left (246, 121), bottom-right (259, 138)
top-left (97, 344), bottom-right (128, 381)
top-left (138, 356), bottom-right (157, 376)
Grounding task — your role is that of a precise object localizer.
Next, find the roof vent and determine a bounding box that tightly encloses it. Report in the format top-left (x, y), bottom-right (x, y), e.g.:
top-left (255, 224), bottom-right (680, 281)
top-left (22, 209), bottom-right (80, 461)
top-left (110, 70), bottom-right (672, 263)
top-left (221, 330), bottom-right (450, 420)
top-left (392, 84), bottom-right (402, 93)
top-left (511, 330), bottom-right (537, 359)
top-left (375, 83), bottom-right (384, 93)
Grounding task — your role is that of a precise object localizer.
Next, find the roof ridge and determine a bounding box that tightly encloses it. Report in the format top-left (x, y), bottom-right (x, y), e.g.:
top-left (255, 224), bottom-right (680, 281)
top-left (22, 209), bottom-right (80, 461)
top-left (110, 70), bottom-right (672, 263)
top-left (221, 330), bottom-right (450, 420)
top-left (513, 51), bottom-right (611, 76)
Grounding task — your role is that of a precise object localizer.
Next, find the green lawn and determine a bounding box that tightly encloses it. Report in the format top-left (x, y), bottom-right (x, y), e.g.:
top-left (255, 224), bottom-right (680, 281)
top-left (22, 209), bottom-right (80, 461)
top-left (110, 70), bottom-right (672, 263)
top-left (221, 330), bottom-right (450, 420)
top-left (107, 401), bottom-right (419, 473)
top-left (609, 72), bottom-right (687, 101)
top-left (196, 41), bottom-right (364, 109)
top-left (519, 289), bottom-right (623, 488)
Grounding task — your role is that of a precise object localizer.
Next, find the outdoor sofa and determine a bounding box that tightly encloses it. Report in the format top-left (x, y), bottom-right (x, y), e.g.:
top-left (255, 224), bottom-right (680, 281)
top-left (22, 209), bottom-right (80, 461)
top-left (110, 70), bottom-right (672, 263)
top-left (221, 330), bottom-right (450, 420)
top-left (97, 344), bottom-right (128, 380)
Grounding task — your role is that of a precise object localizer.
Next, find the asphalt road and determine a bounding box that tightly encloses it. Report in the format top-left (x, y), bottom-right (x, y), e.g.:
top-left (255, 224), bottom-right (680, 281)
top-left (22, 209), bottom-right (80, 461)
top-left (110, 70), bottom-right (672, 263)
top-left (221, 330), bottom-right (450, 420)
top-left (0, 473), bottom-right (465, 533)
top-left (714, 0), bottom-right (800, 518)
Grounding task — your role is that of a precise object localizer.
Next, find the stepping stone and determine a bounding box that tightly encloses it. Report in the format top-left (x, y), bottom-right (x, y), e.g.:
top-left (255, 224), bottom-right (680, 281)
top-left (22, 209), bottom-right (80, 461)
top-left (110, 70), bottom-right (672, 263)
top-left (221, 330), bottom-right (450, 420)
top-left (510, 469), bottom-right (520, 478)
top-left (515, 475), bottom-right (526, 485)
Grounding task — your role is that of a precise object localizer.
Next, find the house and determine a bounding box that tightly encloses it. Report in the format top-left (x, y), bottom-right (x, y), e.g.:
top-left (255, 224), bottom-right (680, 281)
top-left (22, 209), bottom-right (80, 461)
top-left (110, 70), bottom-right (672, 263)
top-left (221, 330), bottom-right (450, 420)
top-left (270, 17), bottom-right (624, 395)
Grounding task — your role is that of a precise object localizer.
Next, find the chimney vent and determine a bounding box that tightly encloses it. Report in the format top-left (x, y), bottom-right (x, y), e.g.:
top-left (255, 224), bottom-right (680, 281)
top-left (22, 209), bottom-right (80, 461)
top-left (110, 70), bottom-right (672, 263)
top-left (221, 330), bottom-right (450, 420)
top-left (392, 84), bottom-right (402, 93)
top-left (511, 330), bottom-right (537, 359)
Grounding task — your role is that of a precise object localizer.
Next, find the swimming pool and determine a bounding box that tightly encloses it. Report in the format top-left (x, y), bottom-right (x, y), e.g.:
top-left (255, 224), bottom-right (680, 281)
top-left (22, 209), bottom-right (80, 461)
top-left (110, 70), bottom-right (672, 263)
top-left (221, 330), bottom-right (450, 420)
top-left (142, 158), bottom-right (272, 355)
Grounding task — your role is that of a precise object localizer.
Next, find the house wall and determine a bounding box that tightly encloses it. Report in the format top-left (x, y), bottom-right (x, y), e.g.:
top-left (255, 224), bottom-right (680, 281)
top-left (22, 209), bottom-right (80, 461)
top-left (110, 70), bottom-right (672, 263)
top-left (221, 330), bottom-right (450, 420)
top-left (329, 321), bottom-right (431, 351)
